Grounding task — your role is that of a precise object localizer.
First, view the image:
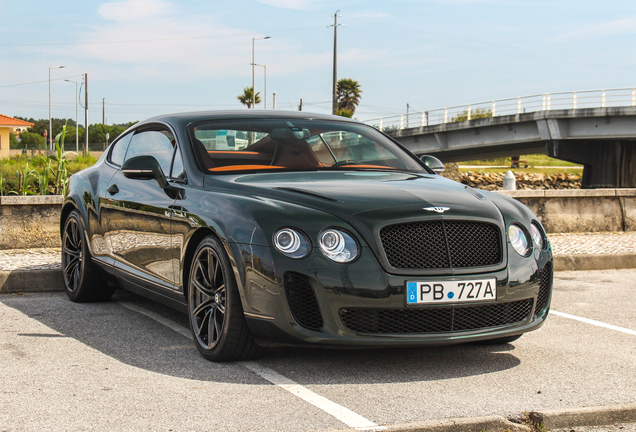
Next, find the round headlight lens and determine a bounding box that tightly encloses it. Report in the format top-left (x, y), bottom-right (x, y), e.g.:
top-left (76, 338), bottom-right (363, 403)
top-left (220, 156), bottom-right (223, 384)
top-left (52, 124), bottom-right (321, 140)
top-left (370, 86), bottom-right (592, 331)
top-left (274, 228), bottom-right (310, 259)
top-left (509, 224), bottom-right (531, 256)
top-left (319, 229), bottom-right (359, 263)
top-left (530, 222), bottom-right (544, 250)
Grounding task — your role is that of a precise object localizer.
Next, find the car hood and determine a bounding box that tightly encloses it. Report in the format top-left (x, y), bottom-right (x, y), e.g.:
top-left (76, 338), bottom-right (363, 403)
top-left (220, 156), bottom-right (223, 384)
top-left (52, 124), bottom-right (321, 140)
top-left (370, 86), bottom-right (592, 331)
top-left (228, 171), bottom-right (504, 229)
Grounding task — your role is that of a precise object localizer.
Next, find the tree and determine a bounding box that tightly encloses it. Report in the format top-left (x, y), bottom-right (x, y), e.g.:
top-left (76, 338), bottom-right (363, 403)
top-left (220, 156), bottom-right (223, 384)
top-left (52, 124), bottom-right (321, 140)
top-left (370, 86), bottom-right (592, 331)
top-left (335, 108), bottom-right (353, 118)
top-left (9, 133), bottom-right (18, 149)
top-left (337, 78), bottom-right (362, 114)
top-left (19, 132), bottom-right (46, 150)
top-left (237, 87), bottom-right (261, 109)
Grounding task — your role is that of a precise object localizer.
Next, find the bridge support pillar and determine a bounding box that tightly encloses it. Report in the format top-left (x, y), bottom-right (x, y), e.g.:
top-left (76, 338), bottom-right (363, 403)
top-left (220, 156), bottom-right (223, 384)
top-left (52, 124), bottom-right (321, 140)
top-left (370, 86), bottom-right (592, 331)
top-left (547, 140), bottom-right (636, 188)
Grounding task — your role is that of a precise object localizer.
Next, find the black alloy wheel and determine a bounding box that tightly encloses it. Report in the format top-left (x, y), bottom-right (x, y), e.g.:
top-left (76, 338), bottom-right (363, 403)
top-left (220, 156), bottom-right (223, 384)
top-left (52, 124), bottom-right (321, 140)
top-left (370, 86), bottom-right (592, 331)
top-left (187, 236), bottom-right (263, 361)
top-left (62, 210), bottom-right (114, 302)
top-left (62, 214), bottom-right (83, 293)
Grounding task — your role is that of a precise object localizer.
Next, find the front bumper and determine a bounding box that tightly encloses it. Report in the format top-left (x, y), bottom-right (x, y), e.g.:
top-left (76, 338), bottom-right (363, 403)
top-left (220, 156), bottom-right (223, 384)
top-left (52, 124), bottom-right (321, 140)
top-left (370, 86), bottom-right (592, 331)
top-left (234, 243), bottom-right (553, 347)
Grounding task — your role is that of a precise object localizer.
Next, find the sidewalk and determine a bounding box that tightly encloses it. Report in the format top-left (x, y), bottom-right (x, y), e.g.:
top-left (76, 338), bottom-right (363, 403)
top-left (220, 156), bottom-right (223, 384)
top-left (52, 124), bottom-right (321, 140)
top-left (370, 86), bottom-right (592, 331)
top-left (1, 232), bottom-right (636, 293)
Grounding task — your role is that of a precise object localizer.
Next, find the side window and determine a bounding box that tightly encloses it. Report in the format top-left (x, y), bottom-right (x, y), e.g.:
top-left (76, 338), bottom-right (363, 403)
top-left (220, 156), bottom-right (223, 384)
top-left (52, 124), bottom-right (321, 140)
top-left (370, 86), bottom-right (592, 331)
top-left (109, 132), bottom-right (133, 166)
top-left (171, 148), bottom-right (185, 180)
top-left (124, 129), bottom-right (175, 176)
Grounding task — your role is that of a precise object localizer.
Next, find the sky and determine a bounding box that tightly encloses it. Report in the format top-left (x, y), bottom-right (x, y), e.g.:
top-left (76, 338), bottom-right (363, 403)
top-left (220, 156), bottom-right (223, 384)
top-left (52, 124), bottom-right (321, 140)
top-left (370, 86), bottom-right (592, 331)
top-left (1, 0), bottom-right (636, 126)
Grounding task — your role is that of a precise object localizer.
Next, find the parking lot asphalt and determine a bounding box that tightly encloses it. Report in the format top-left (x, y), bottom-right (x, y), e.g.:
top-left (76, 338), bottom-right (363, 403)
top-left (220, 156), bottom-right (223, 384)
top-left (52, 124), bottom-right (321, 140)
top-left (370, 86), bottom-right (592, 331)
top-left (1, 268), bottom-right (635, 431)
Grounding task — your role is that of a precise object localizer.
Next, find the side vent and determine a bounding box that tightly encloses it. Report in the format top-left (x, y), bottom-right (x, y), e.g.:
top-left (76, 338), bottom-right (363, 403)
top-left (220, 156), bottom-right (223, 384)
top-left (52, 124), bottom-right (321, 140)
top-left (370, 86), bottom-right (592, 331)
top-left (535, 262), bottom-right (553, 316)
top-left (284, 273), bottom-right (323, 331)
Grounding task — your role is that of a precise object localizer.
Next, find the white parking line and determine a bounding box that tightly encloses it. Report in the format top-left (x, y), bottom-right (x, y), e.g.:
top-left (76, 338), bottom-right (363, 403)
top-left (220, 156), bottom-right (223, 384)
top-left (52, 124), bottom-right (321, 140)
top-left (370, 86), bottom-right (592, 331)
top-left (116, 301), bottom-right (385, 431)
top-left (551, 310), bottom-right (636, 336)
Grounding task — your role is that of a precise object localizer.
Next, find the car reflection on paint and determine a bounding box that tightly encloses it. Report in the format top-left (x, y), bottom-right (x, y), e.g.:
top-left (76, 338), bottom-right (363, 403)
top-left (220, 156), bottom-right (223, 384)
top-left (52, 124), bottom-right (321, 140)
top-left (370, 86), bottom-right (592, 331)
top-left (61, 111), bottom-right (553, 362)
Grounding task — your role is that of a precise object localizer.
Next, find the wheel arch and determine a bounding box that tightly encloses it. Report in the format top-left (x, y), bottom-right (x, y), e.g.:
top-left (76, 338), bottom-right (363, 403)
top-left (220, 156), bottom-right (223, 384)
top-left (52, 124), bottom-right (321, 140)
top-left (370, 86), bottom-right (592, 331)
top-left (181, 227), bottom-right (248, 304)
top-left (60, 199), bottom-right (82, 238)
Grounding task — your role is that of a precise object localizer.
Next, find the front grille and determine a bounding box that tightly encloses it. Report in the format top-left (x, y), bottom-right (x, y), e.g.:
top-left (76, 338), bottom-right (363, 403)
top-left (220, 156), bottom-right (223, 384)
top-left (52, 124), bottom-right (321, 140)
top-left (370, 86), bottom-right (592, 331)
top-left (284, 273), bottom-right (323, 331)
top-left (379, 221), bottom-right (501, 269)
top-left (535, 262), bottom-right (553, 316)
top-left (339, 299), bottom-right (533, 334)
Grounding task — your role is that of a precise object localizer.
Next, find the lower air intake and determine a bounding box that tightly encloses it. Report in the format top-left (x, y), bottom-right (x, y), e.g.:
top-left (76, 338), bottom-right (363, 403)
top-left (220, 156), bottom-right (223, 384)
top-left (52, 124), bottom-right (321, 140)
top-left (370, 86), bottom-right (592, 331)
top-left (339, 299), bottom-right (533, 334)
top-left (284, 273), bottom-right (323, 331)
top-left (535, 261), bottom-right (553, 316)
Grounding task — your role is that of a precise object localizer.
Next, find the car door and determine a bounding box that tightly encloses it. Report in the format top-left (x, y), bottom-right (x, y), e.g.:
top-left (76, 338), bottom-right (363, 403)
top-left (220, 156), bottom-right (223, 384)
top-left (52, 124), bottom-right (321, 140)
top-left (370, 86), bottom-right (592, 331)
top-left (91, 132), bottom-right (134, 267)
top-left (105, 125), bottom-right (181, 290)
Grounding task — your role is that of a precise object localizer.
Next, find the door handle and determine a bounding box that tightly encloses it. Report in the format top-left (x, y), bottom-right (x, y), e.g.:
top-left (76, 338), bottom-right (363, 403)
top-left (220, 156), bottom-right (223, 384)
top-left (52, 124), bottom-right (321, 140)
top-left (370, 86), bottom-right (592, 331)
top-left (107, 184), bottom-right (119, 195)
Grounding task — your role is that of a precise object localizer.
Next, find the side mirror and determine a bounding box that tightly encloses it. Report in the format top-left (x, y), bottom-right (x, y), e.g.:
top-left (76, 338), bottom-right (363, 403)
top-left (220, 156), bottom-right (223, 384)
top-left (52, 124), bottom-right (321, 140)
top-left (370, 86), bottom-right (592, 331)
top-left (121, 155), bottom-right (168, 189)
top-left (420, 155), bottom-right (445, 174)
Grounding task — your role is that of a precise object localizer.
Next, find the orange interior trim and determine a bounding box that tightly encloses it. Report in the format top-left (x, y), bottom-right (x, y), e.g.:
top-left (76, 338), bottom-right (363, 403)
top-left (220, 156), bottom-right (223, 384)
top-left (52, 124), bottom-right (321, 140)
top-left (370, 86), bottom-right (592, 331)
top-left (208, 151), bottom-right (261, 155)
top-left (337, 164), bottom-right (395, 169)
top-left (209, 165), bottom-right (284, 172)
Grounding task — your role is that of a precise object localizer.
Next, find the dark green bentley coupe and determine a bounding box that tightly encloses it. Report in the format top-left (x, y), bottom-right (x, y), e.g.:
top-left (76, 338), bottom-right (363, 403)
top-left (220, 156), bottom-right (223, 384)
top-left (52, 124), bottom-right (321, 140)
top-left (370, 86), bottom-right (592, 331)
top-left (61, 111), bottom-right (553, 361)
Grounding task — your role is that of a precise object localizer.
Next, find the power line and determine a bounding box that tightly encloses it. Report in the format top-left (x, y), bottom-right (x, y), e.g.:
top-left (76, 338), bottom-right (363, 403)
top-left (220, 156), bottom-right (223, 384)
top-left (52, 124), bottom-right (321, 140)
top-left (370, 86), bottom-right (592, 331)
top-left (0, 25), bottom-right (325, 48)
top-left (0, 74), bottom-right (85, 89)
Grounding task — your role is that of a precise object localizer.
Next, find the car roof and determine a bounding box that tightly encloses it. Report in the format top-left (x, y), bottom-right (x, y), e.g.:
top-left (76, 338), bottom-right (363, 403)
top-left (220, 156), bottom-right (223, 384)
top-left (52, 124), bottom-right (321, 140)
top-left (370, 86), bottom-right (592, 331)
top-left (139, 110), bottom-right (363, 128)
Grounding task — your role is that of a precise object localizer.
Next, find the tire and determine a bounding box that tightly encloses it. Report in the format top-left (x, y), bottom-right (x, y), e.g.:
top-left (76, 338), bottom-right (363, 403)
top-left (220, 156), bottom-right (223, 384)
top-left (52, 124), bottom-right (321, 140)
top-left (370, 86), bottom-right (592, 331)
top-left (474, 334), bottom-right (522, 345)
top-left (187, 236), bottom-right (264, 362)
top-left (62, 210), bottom-right (114, 302)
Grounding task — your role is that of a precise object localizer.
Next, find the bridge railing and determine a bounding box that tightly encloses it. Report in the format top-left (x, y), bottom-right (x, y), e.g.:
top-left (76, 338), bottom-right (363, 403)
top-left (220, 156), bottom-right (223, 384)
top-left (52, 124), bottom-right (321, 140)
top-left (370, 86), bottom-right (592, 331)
top-left (364, 87), bottom-right (636, 132)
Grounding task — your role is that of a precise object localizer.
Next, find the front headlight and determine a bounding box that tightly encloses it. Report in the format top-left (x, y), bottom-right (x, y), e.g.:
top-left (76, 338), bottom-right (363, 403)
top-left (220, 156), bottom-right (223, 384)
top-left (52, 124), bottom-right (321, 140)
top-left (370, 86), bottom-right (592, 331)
top-left (508, 224), bottom-right (531, 256)
top-left (530, 222), bottom-right (545, 250)
top-left (319, 229), bottom-right (360, 263)
top-left (274, 228), bottom-right (311, 259)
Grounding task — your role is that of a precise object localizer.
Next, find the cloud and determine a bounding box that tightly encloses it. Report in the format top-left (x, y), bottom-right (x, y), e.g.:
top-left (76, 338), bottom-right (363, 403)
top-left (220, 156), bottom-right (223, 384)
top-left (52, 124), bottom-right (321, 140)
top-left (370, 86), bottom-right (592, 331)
top-left (555, 17), bottom-right (636, 42)
top-left (254, 0), bottom-right (321, 10)
top-left (98, 0), bottom-right (175, 22)
top-left (347, 12), bottom-right (391, 19)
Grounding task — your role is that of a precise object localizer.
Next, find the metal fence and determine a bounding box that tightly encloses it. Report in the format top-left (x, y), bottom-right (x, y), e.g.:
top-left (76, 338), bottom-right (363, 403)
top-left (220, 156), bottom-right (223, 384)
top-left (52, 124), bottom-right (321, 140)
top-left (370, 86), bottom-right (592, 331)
top-left (364, 87), bottom-right (636, 132)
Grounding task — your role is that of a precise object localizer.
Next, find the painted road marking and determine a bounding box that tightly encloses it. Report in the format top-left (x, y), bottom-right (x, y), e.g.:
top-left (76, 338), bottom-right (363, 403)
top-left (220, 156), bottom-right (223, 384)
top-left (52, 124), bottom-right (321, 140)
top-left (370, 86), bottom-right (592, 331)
top-left (552, 310), bottom-right (636, 336)
top-left (240, 361), bottom-right (384, 431)
top-left (116, 301), bottom-right (385, 431)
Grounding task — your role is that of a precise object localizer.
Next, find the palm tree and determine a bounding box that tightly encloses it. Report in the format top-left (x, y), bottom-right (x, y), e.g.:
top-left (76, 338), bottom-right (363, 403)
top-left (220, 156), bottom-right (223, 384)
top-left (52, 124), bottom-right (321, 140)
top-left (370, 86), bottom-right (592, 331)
top-left (337, 78), bottom-right (362, 114)
top-left (237, 87), bottom-right (261, 109)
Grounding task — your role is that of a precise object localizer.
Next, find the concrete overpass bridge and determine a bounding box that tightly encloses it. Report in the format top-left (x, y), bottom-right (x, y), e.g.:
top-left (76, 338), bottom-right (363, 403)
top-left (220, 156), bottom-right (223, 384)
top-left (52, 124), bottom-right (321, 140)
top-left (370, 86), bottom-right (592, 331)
top-left (364, 88), bottom-right (636, 188)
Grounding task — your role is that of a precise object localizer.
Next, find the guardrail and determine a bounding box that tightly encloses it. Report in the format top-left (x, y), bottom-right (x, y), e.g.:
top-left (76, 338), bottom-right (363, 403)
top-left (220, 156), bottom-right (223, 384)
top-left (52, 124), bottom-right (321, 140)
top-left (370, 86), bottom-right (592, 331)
top-left (364, 87), bottom-right (636, 131)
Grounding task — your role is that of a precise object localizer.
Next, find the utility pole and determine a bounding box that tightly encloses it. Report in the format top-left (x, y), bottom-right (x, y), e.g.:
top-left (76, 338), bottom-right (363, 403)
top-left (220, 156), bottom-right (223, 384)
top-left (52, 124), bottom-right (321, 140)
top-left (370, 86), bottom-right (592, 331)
top-left (84, 73), bottom-right (89, 156)
top-left (406, 103), bottom-right (410, 128)
top-left (273, 92), bottom-right (277, 109)
top-left (328, 11), bottom-right (342, 115)
top-left (298, 98), bottom-right (303, 111)
top-left (102, 98), bottom-right (105, 124)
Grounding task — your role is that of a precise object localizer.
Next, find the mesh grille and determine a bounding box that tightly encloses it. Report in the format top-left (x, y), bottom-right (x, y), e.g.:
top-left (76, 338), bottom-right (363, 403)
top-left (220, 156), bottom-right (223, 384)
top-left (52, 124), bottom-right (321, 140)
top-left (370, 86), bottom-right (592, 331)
top-left (379, 221), bottom-right (501, 269)
top-left (284, 273), bottom-right (323, 331)
top-left (339, 299), bottom-right (533, 334)
top-left (535, 262), bottom-right (553, 316)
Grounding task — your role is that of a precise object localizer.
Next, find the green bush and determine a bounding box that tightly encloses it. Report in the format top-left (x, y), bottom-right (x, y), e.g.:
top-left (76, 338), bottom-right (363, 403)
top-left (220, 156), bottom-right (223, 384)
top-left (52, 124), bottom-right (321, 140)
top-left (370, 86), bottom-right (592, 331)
top-left (452, 108), bottom-right (492, 122)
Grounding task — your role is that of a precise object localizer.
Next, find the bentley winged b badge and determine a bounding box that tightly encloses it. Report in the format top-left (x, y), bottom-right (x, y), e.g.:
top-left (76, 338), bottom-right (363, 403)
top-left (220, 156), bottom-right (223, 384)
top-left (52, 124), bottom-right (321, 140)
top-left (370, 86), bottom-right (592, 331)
top-left (424, 206), bottom-right (450, 213)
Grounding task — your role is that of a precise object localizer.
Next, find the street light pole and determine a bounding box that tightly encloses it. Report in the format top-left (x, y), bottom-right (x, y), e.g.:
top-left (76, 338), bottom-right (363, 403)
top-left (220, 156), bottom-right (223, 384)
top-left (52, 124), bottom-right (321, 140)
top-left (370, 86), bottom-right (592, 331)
top-left (251, 36), bottom-right (271, 109)
top-left (65, 80), bottom-right (79, 153)
top-left (49, 65), bottom-right (65, 150)
top-left (252, 64), bottom-right (267, 109)
top-left (328, 12), bottom-right (342, 115)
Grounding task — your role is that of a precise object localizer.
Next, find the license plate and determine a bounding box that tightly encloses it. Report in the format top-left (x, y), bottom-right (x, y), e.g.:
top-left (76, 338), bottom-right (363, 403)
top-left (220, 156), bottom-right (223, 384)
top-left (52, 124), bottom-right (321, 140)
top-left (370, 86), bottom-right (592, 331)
top-left (406, 279), bottom-right (497, 305)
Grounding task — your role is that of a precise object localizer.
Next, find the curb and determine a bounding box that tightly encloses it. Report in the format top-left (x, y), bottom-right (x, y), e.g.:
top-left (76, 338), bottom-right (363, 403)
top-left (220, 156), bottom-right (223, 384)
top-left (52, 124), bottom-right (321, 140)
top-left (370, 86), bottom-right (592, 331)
top-left (320, 403), bottom-right (636, 432)
top-left (553, 253), bottom-right (636, 272)
top-left (529, 403), bottom-right (636, 430)
top-left (320, 415), bottom-right (531, 432)
top-left (0, 269), bottom-right (64, 294)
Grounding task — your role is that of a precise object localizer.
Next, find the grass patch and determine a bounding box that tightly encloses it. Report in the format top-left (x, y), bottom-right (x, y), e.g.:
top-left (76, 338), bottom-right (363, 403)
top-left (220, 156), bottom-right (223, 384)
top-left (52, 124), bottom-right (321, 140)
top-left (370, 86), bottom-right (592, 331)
top-left (1, 154), bottom-right (97, 196)
top-left (460, 167), bottom-right (583, 176)
top-left (460, 154), bottom-right (580, 167)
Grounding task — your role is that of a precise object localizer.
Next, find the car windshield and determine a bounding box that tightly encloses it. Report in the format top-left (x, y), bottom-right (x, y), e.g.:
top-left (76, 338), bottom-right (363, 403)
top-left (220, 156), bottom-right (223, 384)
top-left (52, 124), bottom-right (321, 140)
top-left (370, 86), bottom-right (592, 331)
top-left (188, 119), bottom-right (426, 173)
